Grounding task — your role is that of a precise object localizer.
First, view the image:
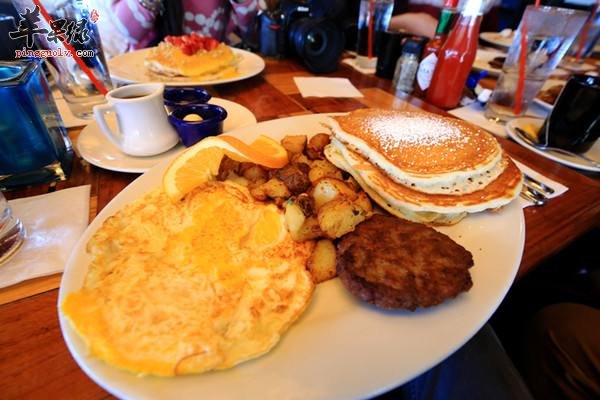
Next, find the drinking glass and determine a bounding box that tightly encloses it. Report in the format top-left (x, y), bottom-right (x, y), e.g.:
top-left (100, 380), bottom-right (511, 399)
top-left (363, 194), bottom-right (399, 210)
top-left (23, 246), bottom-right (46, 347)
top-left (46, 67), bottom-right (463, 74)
top-left (0, 59), bottom-right (73, 189)
top-left (0, 191), bottom-right (25, 265)
top-left (484, 6), bottom-right (588, 122)
top-left (10, 0), bottom-right (112, 118)
top-left (565, 7), bottom-right (600, 63)
top-left (355, 0), bottom-right (394, 69)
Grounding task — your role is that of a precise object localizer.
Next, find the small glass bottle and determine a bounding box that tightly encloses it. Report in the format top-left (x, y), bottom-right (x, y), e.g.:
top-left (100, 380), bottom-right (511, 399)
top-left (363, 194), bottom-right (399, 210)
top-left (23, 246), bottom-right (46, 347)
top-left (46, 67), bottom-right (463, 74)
top-left (392, 40), bottom-right (422, 94)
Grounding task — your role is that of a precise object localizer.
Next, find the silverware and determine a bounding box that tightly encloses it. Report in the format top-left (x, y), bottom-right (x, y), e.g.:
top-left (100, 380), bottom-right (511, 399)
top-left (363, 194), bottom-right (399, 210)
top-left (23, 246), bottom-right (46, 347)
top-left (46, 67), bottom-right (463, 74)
top-left (520, 183), bottom-right (548, 206)
top-left (523, 174), bottom-right (555, 195)
top-left (514, 127), bottom-right (600, 169)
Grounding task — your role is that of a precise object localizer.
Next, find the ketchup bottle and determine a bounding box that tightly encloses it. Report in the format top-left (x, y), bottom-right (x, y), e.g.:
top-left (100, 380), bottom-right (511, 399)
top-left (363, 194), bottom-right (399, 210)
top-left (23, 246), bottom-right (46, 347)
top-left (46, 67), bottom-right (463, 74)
top-left (426, 0), bottom-right (485, 109)
top-left (414, 0), bottom-right (459, 97)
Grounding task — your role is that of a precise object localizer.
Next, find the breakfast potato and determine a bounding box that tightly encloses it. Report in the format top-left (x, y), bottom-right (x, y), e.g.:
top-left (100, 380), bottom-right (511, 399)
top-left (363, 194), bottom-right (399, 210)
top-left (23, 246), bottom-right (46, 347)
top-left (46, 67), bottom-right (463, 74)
top-left (344, 175), bottom-right (360, 191)
top-left (262, 178), bottom-right (291, 199)
top-left (311, 178), bottom-right (358, 210)
top-left (281, 135), bottom-right (307, 155)
top-left (274, 164), bottom-right (311, 195)
top-left (317, 198), bottom-right (368, 239)
top-left (307, 239), bottom-right (337, 284)
top-left (354, 192), bottom-right (373, 215)
top-left (217, 155), bottom-right (240, 181)
top-left (308, 133), bottom-right (330, 153)
top-left (308, 159), bottom-right (343, 184)
top-left (240, 163), bottom-right (268, 183)
top-left (284, 201), bottom-right (306, 237)
top-left (294, 216), bottom-right (323, 241)
top-left (290, 152), bottom-right (312, 166)
top-left (295, 193), bottom-right (314, 216)
top-left (248, 180), bottom-right (268, 201)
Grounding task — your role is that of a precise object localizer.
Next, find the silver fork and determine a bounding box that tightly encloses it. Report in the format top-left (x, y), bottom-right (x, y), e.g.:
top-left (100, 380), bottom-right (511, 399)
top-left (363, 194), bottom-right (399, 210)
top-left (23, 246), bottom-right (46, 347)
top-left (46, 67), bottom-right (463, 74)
top-left (523, 174), bottom-right (555, 195)
top-left (520, 183), bottom-right (548, 206)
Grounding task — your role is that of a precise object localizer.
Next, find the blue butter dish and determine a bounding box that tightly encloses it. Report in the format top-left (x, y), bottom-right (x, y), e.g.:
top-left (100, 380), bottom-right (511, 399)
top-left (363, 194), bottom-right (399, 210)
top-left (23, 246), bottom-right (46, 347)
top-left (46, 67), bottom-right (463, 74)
top-left (168, 104), bottom-right (228, 147)
top-left (163, 86), bottom-right (211, 109)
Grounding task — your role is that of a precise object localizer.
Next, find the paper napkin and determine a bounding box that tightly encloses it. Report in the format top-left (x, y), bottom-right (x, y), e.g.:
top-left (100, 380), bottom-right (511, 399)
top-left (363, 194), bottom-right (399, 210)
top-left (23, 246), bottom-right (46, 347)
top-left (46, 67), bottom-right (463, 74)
top-left (52, 89), bottom-right (92, 128)
top-left (0, 185), bottom-right (90, 289)
top-left (294, 77), bottom-right (364, 98)
top-left (449, 102), bottom-right (549, 138)
top-left (514, 160), bottom-right (569, 208)
top-left (342, 57), bottom-right (376, 75)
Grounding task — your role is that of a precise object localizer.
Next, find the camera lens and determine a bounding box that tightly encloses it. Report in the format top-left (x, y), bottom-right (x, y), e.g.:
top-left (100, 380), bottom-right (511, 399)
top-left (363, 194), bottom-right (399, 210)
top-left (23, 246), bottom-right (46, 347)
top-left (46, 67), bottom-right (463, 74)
top-left (288, 18), bottom-right (344, 74)
top-left (306, 30), bottom-right (325, 56)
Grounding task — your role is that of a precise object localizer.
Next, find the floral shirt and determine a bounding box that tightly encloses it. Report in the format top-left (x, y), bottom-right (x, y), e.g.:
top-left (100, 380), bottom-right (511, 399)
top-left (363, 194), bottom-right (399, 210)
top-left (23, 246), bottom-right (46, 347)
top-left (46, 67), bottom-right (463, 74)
top-left (93, 0), bottom-right (258, 58)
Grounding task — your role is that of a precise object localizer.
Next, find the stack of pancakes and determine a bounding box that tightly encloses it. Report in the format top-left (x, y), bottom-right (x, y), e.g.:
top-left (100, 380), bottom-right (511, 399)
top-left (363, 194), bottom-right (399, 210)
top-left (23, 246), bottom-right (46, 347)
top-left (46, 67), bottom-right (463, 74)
top-left (324, 109), bottom-right (523, 225)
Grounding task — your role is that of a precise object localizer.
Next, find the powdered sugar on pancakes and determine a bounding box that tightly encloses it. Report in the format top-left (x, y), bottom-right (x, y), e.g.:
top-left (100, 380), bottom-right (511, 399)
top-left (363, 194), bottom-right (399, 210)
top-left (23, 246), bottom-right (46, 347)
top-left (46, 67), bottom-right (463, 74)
top-left (363, 113), bottom-right (468, 151)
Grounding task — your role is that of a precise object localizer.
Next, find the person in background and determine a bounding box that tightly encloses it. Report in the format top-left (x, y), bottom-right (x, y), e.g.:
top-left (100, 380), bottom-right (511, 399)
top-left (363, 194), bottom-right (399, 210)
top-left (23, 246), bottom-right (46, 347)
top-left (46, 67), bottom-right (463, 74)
top-left (388, 0), bottom-right (502, 37)
top-left (90, 0), bottom-right (259, 58)
top-left (520, 302), bottom-right (600, 399)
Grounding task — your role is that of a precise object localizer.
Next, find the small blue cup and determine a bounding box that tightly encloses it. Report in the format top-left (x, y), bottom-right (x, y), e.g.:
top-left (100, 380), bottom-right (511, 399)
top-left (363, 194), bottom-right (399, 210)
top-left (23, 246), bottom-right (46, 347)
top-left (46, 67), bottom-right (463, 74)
top-left (163, 86), bottom-right (211, 111)
top-left (168, 104), bottom-right (228, 147)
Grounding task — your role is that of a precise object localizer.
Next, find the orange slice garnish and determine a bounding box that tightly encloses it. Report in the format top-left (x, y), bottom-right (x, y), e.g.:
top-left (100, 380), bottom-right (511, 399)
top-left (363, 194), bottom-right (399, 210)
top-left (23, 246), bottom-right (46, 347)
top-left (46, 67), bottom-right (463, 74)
top-left (163, 135), bottom-right (288, 201)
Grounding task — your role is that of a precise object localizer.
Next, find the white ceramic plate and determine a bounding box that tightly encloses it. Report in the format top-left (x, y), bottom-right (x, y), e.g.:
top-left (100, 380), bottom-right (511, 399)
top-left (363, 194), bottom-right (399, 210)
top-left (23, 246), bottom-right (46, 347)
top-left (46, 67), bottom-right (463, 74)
top-left (480, 31), bottom-right (514, 50)
top-left (472, 48), bottom-right (507, 77)
top-left (558, 59), bottom-right (596, 73)
top-left (59, 114), bottom-right (525, 400)
top-left (473, 49), bottom-right (570, 78)
top-left (108, 48), bottom-right (265, 86)
top-left (532, 79), bottom-right (565, 112)
top-left (76, 98), bottom-right (256, 173)
top-left (506, 117), bottom-right (600, 172)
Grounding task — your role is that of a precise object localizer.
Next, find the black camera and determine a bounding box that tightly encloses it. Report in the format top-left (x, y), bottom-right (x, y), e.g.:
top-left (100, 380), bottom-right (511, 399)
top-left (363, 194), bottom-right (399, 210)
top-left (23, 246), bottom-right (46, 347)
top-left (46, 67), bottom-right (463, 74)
top-left (259, 0), bottom-right (345, 74)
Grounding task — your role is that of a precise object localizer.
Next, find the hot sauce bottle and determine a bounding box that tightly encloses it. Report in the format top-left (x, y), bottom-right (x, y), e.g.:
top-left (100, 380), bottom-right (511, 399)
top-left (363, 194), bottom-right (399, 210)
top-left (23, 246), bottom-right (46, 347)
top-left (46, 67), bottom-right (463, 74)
top-left (414, 0), bottom-right (459, 97)
top-left (426, 0), bottom-right (485, 109)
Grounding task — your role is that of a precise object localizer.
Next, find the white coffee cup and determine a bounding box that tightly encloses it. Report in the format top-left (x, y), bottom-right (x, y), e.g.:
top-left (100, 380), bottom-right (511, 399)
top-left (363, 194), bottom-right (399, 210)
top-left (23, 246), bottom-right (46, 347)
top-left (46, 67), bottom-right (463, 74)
top-left (93, 83), bottom-right (179, 156)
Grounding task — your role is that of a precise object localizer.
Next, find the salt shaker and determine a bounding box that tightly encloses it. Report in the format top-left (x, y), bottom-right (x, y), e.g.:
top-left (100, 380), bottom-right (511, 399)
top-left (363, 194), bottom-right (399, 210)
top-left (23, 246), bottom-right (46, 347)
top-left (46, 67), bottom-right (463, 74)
top-left (392, 40), bottom-right (422, 94)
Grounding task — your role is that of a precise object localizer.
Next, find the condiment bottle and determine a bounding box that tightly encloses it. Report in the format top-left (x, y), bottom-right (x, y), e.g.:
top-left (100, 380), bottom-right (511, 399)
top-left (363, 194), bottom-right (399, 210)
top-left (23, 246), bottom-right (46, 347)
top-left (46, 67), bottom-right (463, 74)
top-left (426, 0), bottom-right (485, 109)
top-left (392, 39), bottom-right (422, 94)
top-left (414, 0), bottom-right (459, 97)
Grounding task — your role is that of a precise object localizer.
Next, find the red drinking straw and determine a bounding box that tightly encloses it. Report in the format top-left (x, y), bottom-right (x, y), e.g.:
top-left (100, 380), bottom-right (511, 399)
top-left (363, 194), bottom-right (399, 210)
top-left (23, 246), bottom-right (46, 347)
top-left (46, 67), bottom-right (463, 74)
top-left (368, 0), bottom-right (374, 59)
top-left (33, 0), bottom-right (108, 95)
top-left (514, 0), bottom-right (540, 115)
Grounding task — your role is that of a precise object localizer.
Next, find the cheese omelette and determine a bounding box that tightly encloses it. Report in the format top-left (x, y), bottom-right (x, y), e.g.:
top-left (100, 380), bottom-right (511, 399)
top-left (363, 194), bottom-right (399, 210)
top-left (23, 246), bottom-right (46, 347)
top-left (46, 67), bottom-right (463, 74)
top-left (61, 182), bottom-right (314, 377)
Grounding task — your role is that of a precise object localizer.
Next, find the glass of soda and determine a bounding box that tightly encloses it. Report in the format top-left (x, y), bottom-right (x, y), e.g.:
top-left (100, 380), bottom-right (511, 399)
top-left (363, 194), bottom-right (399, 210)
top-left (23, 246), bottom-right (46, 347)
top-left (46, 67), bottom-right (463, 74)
top-left (355, 0), bottom-right (394, 69)
top-left (484, 6), bottom-right (588, 122)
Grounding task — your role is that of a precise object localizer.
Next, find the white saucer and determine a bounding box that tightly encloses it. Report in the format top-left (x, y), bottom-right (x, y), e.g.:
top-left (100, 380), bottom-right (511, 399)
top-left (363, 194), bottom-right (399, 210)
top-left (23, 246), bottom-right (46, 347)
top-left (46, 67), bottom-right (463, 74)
top-left (506, 117), bottom-right (600, 173)
top-left (76, 98), bottom-right (257, 173)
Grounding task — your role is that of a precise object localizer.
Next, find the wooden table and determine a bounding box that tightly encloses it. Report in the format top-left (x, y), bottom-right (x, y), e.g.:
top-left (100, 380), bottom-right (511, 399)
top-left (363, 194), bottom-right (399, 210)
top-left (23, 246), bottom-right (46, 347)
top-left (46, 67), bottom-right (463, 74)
top-left (1, 57), bottom-right (599, 400)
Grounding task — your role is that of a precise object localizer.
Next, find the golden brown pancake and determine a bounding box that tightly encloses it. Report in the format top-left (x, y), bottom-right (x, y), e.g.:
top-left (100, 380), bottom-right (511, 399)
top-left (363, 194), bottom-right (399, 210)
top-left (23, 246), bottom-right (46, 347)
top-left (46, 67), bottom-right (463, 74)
top-left (325, 142), bottom-right (522, 224)
top-left (330, 109), bottom-right (502, 177)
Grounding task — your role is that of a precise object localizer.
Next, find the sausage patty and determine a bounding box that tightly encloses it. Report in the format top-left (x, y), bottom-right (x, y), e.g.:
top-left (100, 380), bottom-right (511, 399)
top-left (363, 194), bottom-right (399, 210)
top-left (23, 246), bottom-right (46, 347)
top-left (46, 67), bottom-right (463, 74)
top-left (336, 214), bottom-right (473, 310)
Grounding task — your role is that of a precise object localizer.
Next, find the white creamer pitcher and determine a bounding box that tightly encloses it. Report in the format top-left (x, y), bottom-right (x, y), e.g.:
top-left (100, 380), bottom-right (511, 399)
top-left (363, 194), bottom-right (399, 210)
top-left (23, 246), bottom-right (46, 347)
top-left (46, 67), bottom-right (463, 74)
top-left (93, 83), bottom-right (179, 156)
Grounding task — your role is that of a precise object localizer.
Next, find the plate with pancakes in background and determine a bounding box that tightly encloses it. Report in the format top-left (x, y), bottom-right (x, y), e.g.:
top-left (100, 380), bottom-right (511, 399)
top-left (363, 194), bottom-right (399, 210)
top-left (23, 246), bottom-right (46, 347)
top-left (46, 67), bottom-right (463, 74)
top-left (108, 34), bottom-right (265, 86)
top-left (59, 110), bottom-right (525, 400)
